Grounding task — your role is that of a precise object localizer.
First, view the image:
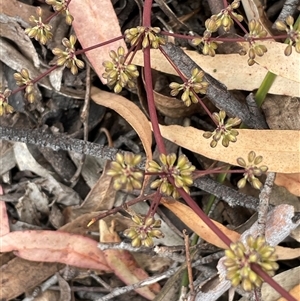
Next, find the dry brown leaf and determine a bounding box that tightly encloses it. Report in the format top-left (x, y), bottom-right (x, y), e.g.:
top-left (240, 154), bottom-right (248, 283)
top-left (2, 0), bottom-right (53, 26)
top-left (132, 48), bottom-right (300, 97)
top-left (275, 173), bottom-right (300, 196)
top-left (274, 246), bottom-right (300, 260)
top-left (100, 220), bottom-right (160, 300)
top-left (157, 124), bottom-right (300, 173)
top-left (241, 0), bottom-right (273, 36)
top-left (91, 86), bottom-right (152, 160)
top-left (161, 199), bottom-right (240, 249)
top-left (69, 0), bottom-right (126, 83)
top-left (153, 89), bottom-right (200, 118)
top-left (0, 258), bottom-right (63, 301)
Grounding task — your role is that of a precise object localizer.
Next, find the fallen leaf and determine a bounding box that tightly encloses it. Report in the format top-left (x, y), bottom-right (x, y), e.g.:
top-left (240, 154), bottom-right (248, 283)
top-left (132, 48), bottom-right (300, 97)
top-left (69, 0), bottom-right (126, 83)
top-left (274, 246), bottom-right (300, 260)
top-left (100, 220), bottom-right (160, 300)
top-left (157, 124), bottom-right (300, 173)
top-left (161, 198), bottom-right (240, 249)
top-left (1, 0), bottom-right (53, 25)
top-left (91, 86), bottom-right (152, 161)
top-left (0, 258), bottom-right (63, 301)
top-left (162, 200), bottom-right (300, 260)
top-left (275, 173), bottom-right (300, 196)
top-left (0, 230), bottom-right (111, 272)
top-left (262, 95), bottom-right (300, 131)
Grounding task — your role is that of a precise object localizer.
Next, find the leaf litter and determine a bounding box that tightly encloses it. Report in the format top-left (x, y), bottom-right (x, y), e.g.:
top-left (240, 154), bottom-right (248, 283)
top-left (0, 0), bottom-right (300, 300)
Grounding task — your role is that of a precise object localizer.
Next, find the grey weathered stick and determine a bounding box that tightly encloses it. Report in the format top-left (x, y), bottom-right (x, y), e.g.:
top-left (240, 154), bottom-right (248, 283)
top-left (257, 172), bottom-right (276, 235)
top-left (272, 0), bottom-right (299, 28)
top-left (160, 43), bottom-right (263, 129)
top-left (0, 126), bottom-right (119, 161)
top-left (193, 176), bottom-right (260, 210)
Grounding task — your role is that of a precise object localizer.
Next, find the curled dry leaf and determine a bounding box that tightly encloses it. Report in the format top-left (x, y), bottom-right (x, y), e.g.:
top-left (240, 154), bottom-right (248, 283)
top-left (0, 229), bottom-right (111, 272)
top-left (158, 124), bottom-right (300, 173)
top-left (99, 220), bottom-right (160, 300)
top-left (91, 86), bottom-right (152, 161)
top-left (69, 0), bottom-right (126, 83)
top-left (132, 48), bottom-right (300, 97)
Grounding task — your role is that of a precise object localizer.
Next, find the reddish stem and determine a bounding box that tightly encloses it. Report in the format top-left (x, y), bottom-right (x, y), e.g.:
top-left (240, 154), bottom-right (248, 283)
top-left (75, 35), bottom-right (125, 55)
top-left (143, 0), bottom-right (152, 27)
top-left (251, 264), bottom-right (297, 301)
top-left (169, 177), bottom-right (232, 247)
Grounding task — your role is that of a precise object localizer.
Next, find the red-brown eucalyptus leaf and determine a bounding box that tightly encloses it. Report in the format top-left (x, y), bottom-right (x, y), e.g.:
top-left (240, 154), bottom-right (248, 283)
top-left (100, 220), bottom-right (160, 300)
top-left (69, 0), bottom-right (126, 83)
top-left (0, 230), bottom-right (111, 272)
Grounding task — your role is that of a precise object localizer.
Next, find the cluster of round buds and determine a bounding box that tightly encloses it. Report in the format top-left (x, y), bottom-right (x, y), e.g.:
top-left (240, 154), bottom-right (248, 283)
top-left (213, 0), bottom-right (243, 32)
top-left (244, 20), bottom-right (268, 65)
top-left (124, 26), bottom-right (165, 49)
top-left (45, 0), bottom-right (74, 25)
top-left (275, 16), bottom-right (300, 56)
top-left (224, 235), bottom-right (278, 291)
top-left (25, 7), bottom-right (53, 45)
top-left (123, 214), bottom-right (164, 247)
top-left (169, 68), bottom-right (209, 107)
top-left (106, 153), bottom-right (144, 192)
top-left (102, 46), bottom-right (139, 94)
top-left (191, 19), bottom-right (221, 57)
top-left (14, 69), bottom-right (36, 103)
top-left (192, 33), bottom-right (220, 57)
top-left (52, 35), bottom-right (85, 75)
top-left (0, 89), bottom-right (14, 116)
top-left (236, 151), bottom-right (268, 190)
top-left (147, 153), bottom-right (195, 199)
top-left (203, 110), bottom-right (241, 147)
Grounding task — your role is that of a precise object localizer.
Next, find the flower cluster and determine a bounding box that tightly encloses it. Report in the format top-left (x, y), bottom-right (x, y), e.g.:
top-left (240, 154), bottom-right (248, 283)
top-left (191, 0), bottom-right (242, 56)
top-left (46, 0), bottom-right (74, 25)
top-left (106, 153), bottom-right (144, 192)
top-left (52, 35), bottom-right (85, 75)
top-left (24, 7), bottom-right (53, 45)
top-left (224, 235), bottom-right (278, 291)
top-left (0, 89), bottom-right (14, 116)
top-left (147, 153), bottom-right (195, 199)
top-left (203, 111), bottom-right (241, 147)
top-left (244, 20), bottom-right (268, 65)
top-left (211, 0), bottom-right (243, 32)
top-left (14, 69), bottom-right (36, 103)
top-left (169, 68), bottom-right (209, 106)
top-left (275, 16), bottom-right (300, 56)
top-left (236, 151), bottom-right (268, 190)
top-left (102, 46), bottom-right (139, 93)
top-left (124, 26), bottom-right (165, 49)
top-left (123, 214), bottom-right (164, 247)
